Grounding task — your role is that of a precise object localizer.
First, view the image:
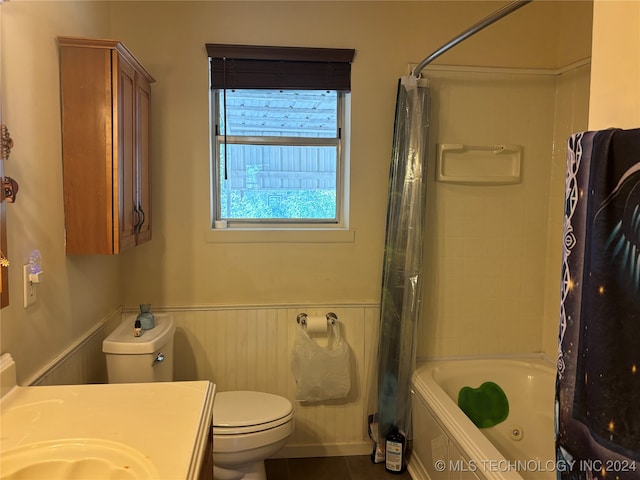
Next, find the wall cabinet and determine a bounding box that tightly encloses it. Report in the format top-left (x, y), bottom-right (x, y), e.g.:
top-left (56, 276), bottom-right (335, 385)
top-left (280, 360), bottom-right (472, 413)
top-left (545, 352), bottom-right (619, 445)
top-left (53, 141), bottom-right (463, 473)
top-left (58, 37), bottom-right (154, 254)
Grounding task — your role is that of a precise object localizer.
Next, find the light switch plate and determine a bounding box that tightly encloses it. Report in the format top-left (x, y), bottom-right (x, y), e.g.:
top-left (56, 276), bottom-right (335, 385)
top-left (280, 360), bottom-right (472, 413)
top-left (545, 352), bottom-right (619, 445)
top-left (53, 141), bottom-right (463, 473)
top-left (23, 265), bottom-right (37, 308)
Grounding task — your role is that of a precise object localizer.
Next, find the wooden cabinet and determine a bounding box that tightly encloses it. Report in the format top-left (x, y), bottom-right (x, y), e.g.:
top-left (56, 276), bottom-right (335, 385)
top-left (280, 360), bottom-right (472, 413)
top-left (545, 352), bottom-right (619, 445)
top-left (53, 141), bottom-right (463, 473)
top-left (58, 37), bottom-right (155, 254)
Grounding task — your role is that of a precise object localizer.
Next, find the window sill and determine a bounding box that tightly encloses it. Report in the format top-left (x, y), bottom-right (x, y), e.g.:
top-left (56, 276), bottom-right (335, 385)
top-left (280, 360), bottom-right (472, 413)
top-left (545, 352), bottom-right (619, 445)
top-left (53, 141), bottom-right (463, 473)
top-left (205, 227), bottom-right (355, 244)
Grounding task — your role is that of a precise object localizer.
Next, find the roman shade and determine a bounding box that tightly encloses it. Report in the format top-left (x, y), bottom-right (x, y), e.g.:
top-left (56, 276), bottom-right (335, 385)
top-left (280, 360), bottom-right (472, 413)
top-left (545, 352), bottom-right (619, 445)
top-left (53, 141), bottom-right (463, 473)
top-left (206, 44), bottom-right (356, 91)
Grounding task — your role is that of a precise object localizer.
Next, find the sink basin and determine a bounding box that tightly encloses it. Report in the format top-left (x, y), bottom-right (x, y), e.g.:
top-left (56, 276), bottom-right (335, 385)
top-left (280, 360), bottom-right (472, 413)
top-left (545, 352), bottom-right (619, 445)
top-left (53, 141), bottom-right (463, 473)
top-left (1, 438), bottom-right (159, 479)
top-left (0, 353), bottom-right (215, 479)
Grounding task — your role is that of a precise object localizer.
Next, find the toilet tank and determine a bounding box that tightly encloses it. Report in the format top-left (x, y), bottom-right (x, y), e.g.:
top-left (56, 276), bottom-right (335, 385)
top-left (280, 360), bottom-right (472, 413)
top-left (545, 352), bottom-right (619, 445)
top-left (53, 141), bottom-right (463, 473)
top-left (103, 313), bottom-right (175, 383)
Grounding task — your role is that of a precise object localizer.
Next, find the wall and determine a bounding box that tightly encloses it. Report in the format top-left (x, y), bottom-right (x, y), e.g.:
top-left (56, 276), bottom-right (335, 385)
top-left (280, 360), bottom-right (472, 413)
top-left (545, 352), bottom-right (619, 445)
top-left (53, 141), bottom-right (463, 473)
top-left (588, 0), bottom-right (640, 129)
top-left (171, 304), bottom-right (380, 457)
top-left (0, 0), bottom-right (123, 384)
top-left (542, 0), bottom-right (640, 358)
top-left (105, 1), bottom-right (591, 455)
top-left (416, 63), bottom-right (590, 360)
top-left (0, 0), bottom-right (594, 457)
top-left (108, 1), bottom-right (592, 309)
top-left (420, 68), bottom-right (557, 357)
top-left (541, 63), bottom-right (591, 358)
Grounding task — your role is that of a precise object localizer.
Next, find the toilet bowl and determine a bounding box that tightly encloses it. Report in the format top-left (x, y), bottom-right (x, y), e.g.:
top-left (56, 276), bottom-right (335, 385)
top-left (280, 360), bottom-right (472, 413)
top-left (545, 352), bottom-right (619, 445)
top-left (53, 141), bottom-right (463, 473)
top-left (102, 314), bottom-right (294, 480)
top-left (213, 390), bottom-right (294, 480)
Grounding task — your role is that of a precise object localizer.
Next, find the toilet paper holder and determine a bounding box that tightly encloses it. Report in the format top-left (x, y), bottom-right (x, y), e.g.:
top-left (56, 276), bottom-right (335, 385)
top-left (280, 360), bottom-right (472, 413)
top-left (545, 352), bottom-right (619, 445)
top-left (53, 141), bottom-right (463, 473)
top-left (296, 312), bottom-right (338, 326)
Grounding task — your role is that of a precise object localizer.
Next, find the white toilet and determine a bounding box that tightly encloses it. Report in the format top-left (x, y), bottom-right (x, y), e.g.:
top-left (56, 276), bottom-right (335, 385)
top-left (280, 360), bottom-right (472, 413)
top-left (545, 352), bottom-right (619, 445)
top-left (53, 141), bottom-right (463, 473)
top-left (103, 313), bottom-right (176, 383)
top-left (103, 313), bottom-right (295, 480)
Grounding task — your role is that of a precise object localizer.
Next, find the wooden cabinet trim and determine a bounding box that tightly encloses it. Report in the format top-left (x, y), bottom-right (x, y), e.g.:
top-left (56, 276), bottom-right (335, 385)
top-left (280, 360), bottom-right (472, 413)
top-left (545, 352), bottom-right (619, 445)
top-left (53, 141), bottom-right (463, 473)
top-left (57, 36), bottom-right (155, 84)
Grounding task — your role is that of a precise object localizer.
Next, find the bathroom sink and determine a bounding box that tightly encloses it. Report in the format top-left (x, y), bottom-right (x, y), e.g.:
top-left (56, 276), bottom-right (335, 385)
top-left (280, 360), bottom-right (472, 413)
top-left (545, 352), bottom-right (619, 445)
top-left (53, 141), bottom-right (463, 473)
top-left (0, 353), bottom-right (215, 480)
top-left (0, 438), bottom-right (159, 479)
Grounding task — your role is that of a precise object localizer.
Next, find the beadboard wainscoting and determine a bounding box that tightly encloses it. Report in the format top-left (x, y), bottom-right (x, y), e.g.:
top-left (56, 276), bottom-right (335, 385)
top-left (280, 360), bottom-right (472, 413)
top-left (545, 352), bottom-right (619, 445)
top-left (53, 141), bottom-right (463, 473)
top-left (26, 308), bottom-right (123, 386)
top-left (164, 304), bottom-right (381, 458)
top-left (22, 303), bottom-right (381, 457)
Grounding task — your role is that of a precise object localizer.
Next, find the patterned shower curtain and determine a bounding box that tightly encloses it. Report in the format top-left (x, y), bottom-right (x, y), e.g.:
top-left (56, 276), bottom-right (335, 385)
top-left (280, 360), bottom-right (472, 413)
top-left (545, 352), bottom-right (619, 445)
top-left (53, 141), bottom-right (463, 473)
top-left (556, 128), bottom-right (640, 479)
top-left (369, 76), bottom-right (430, 462)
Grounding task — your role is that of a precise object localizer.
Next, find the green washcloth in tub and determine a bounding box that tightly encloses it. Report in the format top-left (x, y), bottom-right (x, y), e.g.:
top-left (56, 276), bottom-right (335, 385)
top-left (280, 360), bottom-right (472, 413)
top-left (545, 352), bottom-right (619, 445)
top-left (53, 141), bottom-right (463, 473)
top-left (457, 382), bottom-right (509, 428)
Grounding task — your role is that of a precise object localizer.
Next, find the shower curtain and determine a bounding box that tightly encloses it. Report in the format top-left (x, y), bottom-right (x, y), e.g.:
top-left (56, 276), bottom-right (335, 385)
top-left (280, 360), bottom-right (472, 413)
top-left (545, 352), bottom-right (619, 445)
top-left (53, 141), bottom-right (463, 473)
top-left (556, 128), bottom-right (640, 479)
top-left (369, 76), bottom-right (430, 462)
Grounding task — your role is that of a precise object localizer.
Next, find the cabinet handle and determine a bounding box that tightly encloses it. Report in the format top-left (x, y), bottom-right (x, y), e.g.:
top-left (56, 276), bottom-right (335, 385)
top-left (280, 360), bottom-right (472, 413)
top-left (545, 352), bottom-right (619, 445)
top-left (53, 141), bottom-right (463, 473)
top-left (133, 204), bottom-right (141, 233)
top-left (138, 206), bottom-right (145, 232)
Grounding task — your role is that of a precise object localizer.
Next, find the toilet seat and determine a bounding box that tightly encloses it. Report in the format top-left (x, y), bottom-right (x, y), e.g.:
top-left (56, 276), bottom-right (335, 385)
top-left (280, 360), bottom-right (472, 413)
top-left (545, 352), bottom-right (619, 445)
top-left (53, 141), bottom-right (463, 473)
top-left (213, 391), bottom-right (294, 435)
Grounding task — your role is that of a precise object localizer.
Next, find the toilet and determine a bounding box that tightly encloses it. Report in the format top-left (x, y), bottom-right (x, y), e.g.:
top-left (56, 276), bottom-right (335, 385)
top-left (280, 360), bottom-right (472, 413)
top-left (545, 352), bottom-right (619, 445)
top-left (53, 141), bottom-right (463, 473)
top-left (102, 313), bottom-right (176, 383)
top-left (103, 313), bottom-right (294, 480)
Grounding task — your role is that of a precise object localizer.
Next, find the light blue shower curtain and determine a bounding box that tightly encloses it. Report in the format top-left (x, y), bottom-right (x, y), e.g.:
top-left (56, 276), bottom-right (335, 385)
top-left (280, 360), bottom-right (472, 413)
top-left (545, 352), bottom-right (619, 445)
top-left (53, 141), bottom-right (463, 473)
top-left (370, 75), bottom-right (430, 462)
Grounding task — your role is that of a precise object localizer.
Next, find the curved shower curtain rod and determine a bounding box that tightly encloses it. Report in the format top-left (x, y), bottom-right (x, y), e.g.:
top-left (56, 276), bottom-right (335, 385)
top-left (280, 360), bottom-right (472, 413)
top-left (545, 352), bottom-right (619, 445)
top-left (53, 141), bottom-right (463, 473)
top-left (412, 0), bottom-right (534, 77)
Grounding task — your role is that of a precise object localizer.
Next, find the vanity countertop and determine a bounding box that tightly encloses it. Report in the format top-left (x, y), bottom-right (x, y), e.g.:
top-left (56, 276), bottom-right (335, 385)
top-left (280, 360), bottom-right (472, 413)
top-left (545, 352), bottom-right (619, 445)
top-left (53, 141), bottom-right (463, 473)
top-left (0, 356), bottom-right (215, 479)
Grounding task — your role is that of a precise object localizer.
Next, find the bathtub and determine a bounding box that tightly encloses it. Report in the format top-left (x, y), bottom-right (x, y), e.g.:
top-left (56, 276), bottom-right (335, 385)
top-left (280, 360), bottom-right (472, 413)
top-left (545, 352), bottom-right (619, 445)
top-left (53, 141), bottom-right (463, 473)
top-left (408, 356), bottom-right (556, 480)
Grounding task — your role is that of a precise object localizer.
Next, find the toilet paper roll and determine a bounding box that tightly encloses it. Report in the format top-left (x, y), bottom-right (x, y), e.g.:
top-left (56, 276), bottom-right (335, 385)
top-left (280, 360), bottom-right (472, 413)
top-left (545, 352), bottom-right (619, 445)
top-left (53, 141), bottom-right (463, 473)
top-left (306, 315), bottom-right (328, 334)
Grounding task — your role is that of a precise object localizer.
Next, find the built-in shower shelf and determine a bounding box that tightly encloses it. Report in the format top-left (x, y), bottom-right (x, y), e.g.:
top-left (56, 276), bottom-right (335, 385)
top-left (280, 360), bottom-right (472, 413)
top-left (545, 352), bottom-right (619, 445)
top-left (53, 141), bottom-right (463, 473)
top-left (436, 144), bottom-right (522, 185)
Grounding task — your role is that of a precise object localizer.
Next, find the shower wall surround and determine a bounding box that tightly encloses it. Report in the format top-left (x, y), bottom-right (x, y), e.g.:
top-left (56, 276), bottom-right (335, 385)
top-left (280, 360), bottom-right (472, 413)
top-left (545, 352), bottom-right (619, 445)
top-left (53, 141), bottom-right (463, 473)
top-left (543, 63), bottom-right (591, 356)
top-left (417, 62), bottom-right (590, 360)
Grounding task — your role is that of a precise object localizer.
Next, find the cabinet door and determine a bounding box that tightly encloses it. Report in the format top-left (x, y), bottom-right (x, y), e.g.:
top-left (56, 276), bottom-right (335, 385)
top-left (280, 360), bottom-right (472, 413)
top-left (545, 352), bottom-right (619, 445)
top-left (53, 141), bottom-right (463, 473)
top-left (60, 45), bottom-right (115, 255)
top-left (116, 56), bottom-right (137, 252)
top-left (135, 74), bottom-right (152, 244)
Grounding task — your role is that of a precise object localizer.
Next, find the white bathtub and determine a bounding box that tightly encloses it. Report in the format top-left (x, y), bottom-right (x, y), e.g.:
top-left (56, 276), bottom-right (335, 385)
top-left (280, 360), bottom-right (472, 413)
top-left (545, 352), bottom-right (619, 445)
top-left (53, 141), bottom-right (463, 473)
top-left (408, 356), bottom-right (556, 480)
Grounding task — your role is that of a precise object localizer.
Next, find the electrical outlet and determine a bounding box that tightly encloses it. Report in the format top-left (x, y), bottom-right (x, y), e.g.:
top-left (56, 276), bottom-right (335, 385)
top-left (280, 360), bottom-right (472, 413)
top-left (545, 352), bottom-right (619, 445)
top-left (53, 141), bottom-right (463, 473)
top-left (23, 265), bottom-right (37, 308)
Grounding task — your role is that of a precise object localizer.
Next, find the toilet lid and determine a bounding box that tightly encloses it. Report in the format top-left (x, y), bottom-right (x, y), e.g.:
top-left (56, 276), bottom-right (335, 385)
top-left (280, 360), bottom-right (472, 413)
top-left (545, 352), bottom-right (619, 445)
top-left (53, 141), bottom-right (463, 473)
top-left (213, 391), bottom-right (293, 429)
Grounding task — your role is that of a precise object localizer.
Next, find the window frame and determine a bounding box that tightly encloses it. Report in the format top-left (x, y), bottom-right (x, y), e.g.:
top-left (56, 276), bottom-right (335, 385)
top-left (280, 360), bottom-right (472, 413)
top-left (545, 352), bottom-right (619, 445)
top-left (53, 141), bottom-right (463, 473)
top-left (206, 44), bottom-right (355, 230)
top-left (210, 89), bottom-right (348, 227)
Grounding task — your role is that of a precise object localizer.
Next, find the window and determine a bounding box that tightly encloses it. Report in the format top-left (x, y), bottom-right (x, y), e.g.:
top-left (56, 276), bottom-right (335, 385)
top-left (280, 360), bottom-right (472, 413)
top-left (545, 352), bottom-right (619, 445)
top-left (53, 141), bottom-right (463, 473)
top-left (207, 44), bottom-right (355, 228)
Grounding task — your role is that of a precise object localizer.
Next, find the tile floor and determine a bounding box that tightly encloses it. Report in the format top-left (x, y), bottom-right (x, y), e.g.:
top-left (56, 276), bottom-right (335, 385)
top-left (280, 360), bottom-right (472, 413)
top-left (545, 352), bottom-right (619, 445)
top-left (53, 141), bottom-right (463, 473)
top-left (265, 455), bottom-right (412, 480)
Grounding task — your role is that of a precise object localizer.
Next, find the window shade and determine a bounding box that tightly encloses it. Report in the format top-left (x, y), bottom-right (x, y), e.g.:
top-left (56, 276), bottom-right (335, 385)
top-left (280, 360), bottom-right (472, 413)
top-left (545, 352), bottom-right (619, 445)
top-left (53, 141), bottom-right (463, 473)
top-left (206, 44), bottom-right (356, 91)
